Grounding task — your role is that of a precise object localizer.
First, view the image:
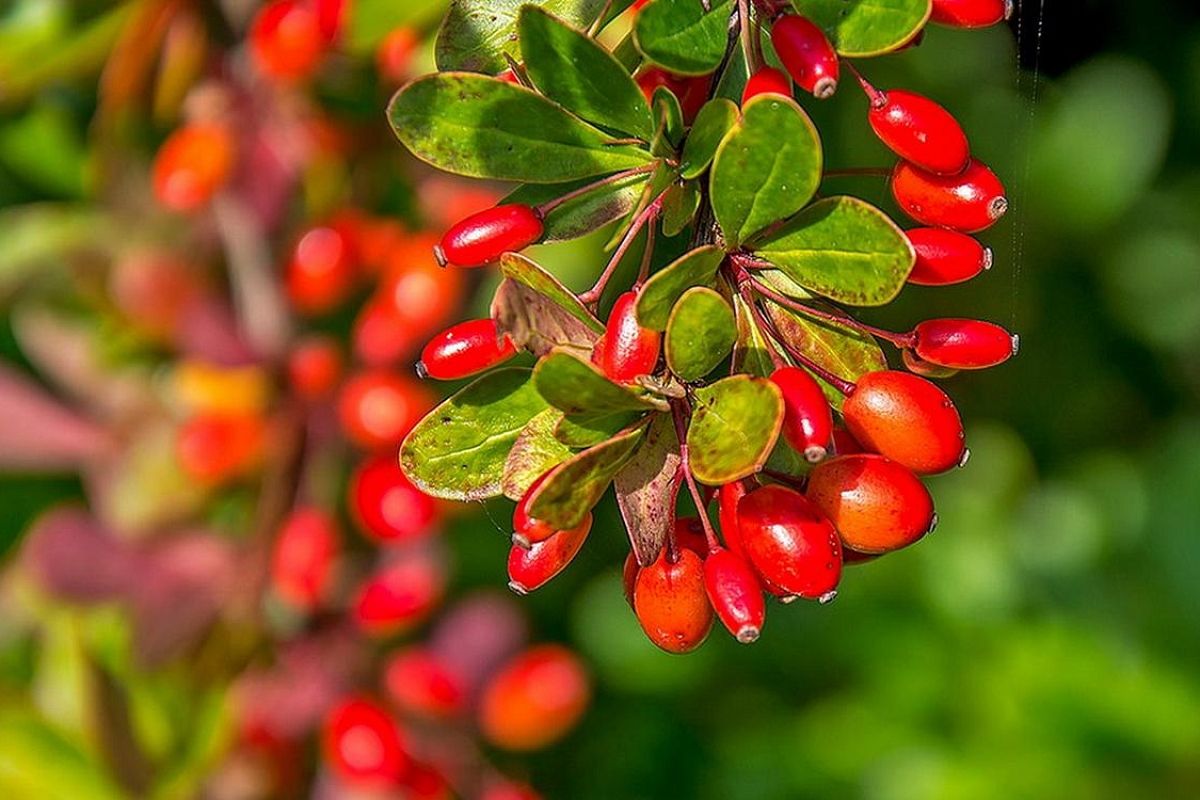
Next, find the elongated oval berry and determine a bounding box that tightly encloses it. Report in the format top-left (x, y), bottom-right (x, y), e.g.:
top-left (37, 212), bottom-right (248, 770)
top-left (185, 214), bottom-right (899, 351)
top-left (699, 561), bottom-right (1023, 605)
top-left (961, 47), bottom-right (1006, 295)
top-left (703, 548), bottom-right (766, 643)
top-left (419, 319), bottom-right (518, 380)
top-left (478, 645), bottom-right (590, 750)
top-left (842, 370), bottom-right (965, 474)
top-left (806, 454), bottom-right (936, 554)
top-left (906, 228), bottom-right (992, 286)
top-left (352, 557), bottom-right (444, 636)
top-left (636, 67), bottom-right (710, 121)
top-left (868, 89), bottom-right (970, 175)
top-left (513, 472), bottom-right (582, 547)
top-left (250, 0), bottom-right (326, 81)
top-left (286, 222), bottom-right (360, 315)
top-left (717, 481), bottom-right (749, 559)
top-left (771, 366), bottom-right (833, 462)
top-left (771, 15), bottom-right (840, 99)
top-left (592, 291), bottom-right (660, 383)
top-left (322, 696), bottom-right (409, 787)
top-left (436, 205), bottom-right (543, 268)
top-left (832, 425), bottom-right (865, 456)
top-left (742, 67), bottom-right (792, 104)
top-left (350, 455), bottom-right (439, 542)
top-left (384, 647), bottom-right (465, 719)
top-left (892, 159), bottom-right (1008, 233)
top-left (507, 515), bottom-right (592, 594)
top-left (931, 0), bottom-right (1013, 28)
top-left (270, 507), bottom-right (339, 610)
top-left (736, 485), bottom-right (842, 601)
top-left (152, 123), bottom-right (234, 212)
top-left (633, 548), bottom-right (713, 653)
top-left (912, 318), bottom-right (1019, 369)
top-left (176, 412), bottom-right (265, 484)
top-left (338, 370), bottom-right (434, 451)
top-left (288, 335), bottom-right (343, 399)
top-left (673, 516), bottom-right (710, 558)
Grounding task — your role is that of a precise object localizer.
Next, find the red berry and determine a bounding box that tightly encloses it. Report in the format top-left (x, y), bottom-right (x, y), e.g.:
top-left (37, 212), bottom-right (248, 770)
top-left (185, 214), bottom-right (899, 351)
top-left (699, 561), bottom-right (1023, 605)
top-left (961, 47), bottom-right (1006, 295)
top-left (892, 158), bottom-right (1008, 233)
top-left (867, 89), bottom-right (970, 175)
top-left (352, 557), bottom-right (444, 636)
top-left (337, 370), bottom-right (433, 451)
top-left (717, 481), bottom-right (749, 559)
top-left (592, 291), bottom-right (660, 383)
top-left (842, 370), bottom-right (966, 474)
top-left (322, 696), bottom-right (409, 787)
top-left (831, 426), bottom-right (866, 456)
top-left (497, 68), bottom-right (521, 84)
top-left (287, 335), bottom-right (343, 399)
top-left (673, 516), bottom-right (711, 558)
top-left (176, 412), bottom-right (265, 484)
top-left (512, 472), bottom-right (580, 547)
top-left (906, 228), bottom-right (992, 286)
top-left (436, 205), bottom-right (544, 268)
top-left (314, 0), bottom-right (346, 42)
top-left (419, 319), bottom-right (518, 380)
top-left (478, 645), bottom-right (590, 750)
top-left (703, 547), bottom-right (766, 643)
top-left (152, 123), bottom-right (234, 212)
top-left (403, 761), bottom-right (452, 800)
top-left (270, 507), bottom-right (339, 610)
top-left (376, 26), bottom-right (419, 83)
top-left (384, 647), bottom-right (465, 719)
top-left (806, 454), bottom-right (936, 553)
top-left (249, 0), bottom-right (325, 82)
top-left (635, 67), bottom-right (711, 122)
top-left (507, 515), bottom-right (592, 594)
top-left (736, 484), bottom-right (842, 601)
top-left (930, 0), bottom-right (1013, 28)
top-left (622, 551), bottom-right (639, 608)
top-left (350, 455), bottom-right (439, 542)
top-left (633, 548), bottom-right (713, 653)
top-left (912, 318), bottom-right (1019, 370)
top-left (742, 67), bottom-right (792, 104)
top-left (285, 222), bottom-right (360, 316)
top-left (770, 366), bottom-right (833, 462)
top-left (771, 15), bottom-right (839, 99)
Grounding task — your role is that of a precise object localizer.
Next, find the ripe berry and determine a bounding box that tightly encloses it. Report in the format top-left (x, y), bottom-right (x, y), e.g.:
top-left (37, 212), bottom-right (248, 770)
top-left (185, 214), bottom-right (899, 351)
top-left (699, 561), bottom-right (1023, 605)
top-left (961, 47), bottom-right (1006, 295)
top-left (842, 370), bottom-right (966, 474)
top-left (513, 472), bottom-right (593, 548)
top-left (867, 89), bottom-right (970, 175)
top-left (176, 412), bottom-right (265, 484)
top-left (322, 696), bottom-right (409, 787)
top-left (404, 761), bottom-right (452, 800)
top-left (384, 647), bottom-right (465, 719)
top-left (717, 481), bottom-right (749, 559)
top-left (270, 507), bottom-right (339, 610)
top-left (770, 366), bottom-right (833, 462)
top-left (673, 516), bottom-right (711, 558)
top-left (622, 551), bottom-right (639, 607)
top-left (736, 484), bottom-right (842, 601)
top-left (930, 0), bottom-right (1013, 28)
top-left (906, 228), bottom-right (992, 286)
top-left (249, 0), bottom-right (325, 81)
top-left (633, 548), bottom-right (713, 653)
top-left (152, 123), bottom-right (234, 212)
top-left (507, 515), bottom-right (592, 594)
top-left (742, 67), bottom-right (792, 104)
top-left (478, 645), bottom-right (590, 750)
top-left (376, 26), bottom-right (419, 84)
top-left (635, 67), bottom-right (711, 121)
top-left (349, 455), bottom-right (439, 542)
top-left (287, 335), bottom-right (343, 400)
top-left (337, 370), bottom-right (433, 451)
top-left (892, 158), bottom-right (1008, 233)
top-left (314, 0), bottom-right (346, 42)
top-left (352, 557), bottom-right (444, 636)
top-left (285, 223), bottom-right (359, 316)
top-left (806, 454), bottom-right (936, 553)
top-left (771, 15), bottom-right (840, 99)
top-left (912, 318), bottom-right (1019, 369)
top-left (703, 547), bottom-right (766, 643)
top-left (832, 426), bottom-right (866, 456)
top-left (418, 319), bottom-right (518, 381)
top-left (592, 291), bottom-right (660, 383)
top-left (435, 205), bottom-right (544, 268)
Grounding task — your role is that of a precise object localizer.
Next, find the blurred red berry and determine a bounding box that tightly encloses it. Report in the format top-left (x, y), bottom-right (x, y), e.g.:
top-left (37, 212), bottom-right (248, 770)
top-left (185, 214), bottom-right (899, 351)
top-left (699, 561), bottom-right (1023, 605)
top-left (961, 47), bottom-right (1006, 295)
top-left (478, 645), bottom-right (590, 750)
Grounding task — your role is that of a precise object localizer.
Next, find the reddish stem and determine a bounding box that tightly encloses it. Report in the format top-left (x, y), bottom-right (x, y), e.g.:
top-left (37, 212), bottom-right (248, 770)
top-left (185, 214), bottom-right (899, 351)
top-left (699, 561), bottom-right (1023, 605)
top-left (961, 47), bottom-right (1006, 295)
top-left (750, 297), bottom-right (856, 394)
top-left (537, 164), bottom-right (657, 216)
top-left (750, 278), bottom-right (916, 348)
top-left (580, 187), bottom-right (669, 307)
top-left (671, 398), bottom-right (721, 552)
top-left (845, 61), bottom-right (887, 109)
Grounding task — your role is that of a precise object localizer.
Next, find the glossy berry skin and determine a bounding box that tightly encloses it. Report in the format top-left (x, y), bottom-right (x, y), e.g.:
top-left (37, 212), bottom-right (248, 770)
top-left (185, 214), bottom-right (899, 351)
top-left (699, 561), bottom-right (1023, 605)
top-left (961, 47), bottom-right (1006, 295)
top-left (868, 90), bottom-right (970, 175)
top-left (287, 336), bottom-right (343, 399)
top-left (842, 370), bottom-right (966, 474)
top-left (636, 67), bottom-right (711, 121)
top-left (323, 696), bottom-right (409, 788)
top-left (285, 223), bottom-right (359, 316)
top-left (384, 647), bottom-right (465, 719)
top-left (892, 159), bottom-right (1008, 233)
top-left (832, 426), bottom-right (866, 456)
top-left (337, 370), bottom-right (433, 451)
top-left (771, 15), bottom-right (840, 99)
top-left (478, 645), bottom-right (590, 750)
top-left (512, 472), bottom-right (593, 548)
top-left (742, 67), bottom-right (792, 104)
top-left (593, 291), bottom-right (661, 383)
top-left (349, 455), bottom-right (439, 542)
top-left (913, 318), bottom-right (1019, 369)
top-left (270, 507), bottom-right (339, 610)
top-left (930, 0), bottom-right (1013, 28)
top-left (419, 319), bottom-right (518, 380)
top-left (250, 0), bottom-right (326, 82)
top-left (436, 205), bottom-right (543, 268)
top-left (704, 548), bottom-right (766, 643)
top-left (771, 366), bottom-right (834, 462)
top-left (737, 485), bottom-right (842, 601)
top-left (507, 515), bottom-right (592, 594)
top-left (673, 516), bottom-right (711, 558)
top-left (152, 123), bottom-right (234, 212)
top-left (806, 454), bottom-right (936, 554)
top-left (633, 548), bottom-right (713, 653)
top-left (906, 228), bottom-right (992, 286)
top-left (352, 558), bottom-right (444, 636)
top-left (717, 481), bottom-right (749, 559)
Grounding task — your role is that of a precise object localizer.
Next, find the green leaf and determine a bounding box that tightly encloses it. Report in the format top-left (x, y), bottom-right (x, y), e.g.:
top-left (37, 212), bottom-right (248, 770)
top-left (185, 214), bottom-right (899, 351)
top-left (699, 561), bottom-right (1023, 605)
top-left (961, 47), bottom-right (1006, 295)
top-left (763, 299), bottom-right (887, 409)
top-left (503, 172), bottom-right (652, 242)
top-left (661, 179), bottom-right (701, 237)
top-left (556, 410), bottom-right (643, 448)
top-left (665, 287), bottom-right (736, 381)
top-left (753, 196), bottom-right (915, 306)
top-left (526, 423), bottom-right (648, 528)
top-left (711, 95), bottom-right (822, 247)
top-left (731, 294), bottom-right (779, 379)
top-left (388, 73), bottom-right (653, 183)
top-left (614, 412), bottom-right (681, 566)
top-left (687, 375), bottom-right (783, 485)
top-left (436, 0), bottom-right (614, 74)
top-left (793, 0), bottom-right (931, 57)
top-left (650, 86), bottom-right (685, 154)
top-left (0, 709), bottom-right (125, 799)
top-left (493, 255), bottom-right (603, 356)
top-left (635, 245), bottom-right (725, 330)
top-left (634, 0), bottom-right (734, 75)
top-left (500, 253), bottom-right (605, 332)
top-left (534, 349), bottom-right (667, 415)
top-left (520, 7), bottom-right (655, 141)
top-left (753, 268), bottom-right (816, 300)
top-left (680, 99), bottom-right (738, 179)
top-left (400, 369), bottom-right (549, 501)
top-left (502, 409), bottom-right (573, 500)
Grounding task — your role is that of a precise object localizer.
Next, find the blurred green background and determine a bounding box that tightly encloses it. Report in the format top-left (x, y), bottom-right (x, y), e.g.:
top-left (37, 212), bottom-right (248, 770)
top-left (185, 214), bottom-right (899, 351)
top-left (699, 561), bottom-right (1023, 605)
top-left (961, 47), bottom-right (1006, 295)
top-left (4, 1), bottom-right (1200, 798)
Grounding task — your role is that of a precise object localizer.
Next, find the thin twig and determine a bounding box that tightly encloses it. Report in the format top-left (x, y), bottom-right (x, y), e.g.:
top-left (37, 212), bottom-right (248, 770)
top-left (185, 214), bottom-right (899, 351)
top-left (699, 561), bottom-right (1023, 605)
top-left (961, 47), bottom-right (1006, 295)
top-left (671, 397), bottom-right (721, 551)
